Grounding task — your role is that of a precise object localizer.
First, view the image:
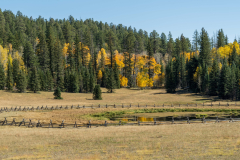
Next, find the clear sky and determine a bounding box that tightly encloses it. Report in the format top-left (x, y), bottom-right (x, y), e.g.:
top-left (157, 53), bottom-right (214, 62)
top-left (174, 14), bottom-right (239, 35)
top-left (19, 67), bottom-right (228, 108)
top-left (1, 0), bottom-right (239, 43)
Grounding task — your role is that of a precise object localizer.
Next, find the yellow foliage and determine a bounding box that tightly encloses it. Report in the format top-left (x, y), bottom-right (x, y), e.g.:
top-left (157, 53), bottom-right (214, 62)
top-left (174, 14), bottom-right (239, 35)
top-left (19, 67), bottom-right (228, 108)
top-left (219, 62), bottom-right (222, 70)
top-left (148, 78), bottom-right (154, 87)
top-left (120, 74), bottom-right (128, 87)
top-left (97, 48), bottom-right (108, 68)
top-left (113, 50), bottom-right (124, 69)
top-left (97, 70), bottom-right (103, 80)
top-left (62, 43), bottom-right (69, 57)
top-left (0, 45), bottom-right (8, 71)
top-left (137, 72), bottom-right (149, 88)
top-left (13, 51), bottom-right (25, 71)
top-left (154, 64), bottom-right (161, 75)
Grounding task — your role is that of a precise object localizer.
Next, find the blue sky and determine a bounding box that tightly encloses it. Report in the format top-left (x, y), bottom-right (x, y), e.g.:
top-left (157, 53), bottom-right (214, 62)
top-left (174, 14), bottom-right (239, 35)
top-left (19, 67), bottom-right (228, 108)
top-left (1, 0), bottom-right (239, 42)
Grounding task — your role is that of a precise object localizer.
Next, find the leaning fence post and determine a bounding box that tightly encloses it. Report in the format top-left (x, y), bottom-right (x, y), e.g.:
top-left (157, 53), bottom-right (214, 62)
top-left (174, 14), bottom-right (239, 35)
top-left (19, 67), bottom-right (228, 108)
top-left (2, 117), bottom-right (7, 125)
top-left (106, 104), bottom-right (108, 108)
top-left (91, 104), bottom-right (93, 109)
top-left (28, 119), bottom-right (33, 127)
top-left (114, 104), bottom-right (116, 108)
top-left (11, 118), bottom-right (16, 126)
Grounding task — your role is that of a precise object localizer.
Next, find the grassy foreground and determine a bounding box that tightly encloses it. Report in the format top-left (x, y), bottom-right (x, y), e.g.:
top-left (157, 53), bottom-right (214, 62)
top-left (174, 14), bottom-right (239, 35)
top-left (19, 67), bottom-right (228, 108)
top-left (1, 123), bottom-right (240, 160)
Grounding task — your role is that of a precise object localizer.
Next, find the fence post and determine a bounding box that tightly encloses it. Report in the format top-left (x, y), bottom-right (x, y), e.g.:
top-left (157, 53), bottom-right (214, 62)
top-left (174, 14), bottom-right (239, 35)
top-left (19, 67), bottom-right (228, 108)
top-left (203, 103), bottom-right (204, 107)
top-left (154, 118), bottom-right (156, 125)
top-left (216, 116), bottom-right (219, 123)
top-left (172, 117), bottom-right (174, 124)
top-left (196, 103), bottom-right (197, 107)
top-left (202, 116), bottom-right (205, 123)
top-left (163, 104), bottom-right (164, 107)
top-left (11, 118), bottom-right (16, 126)
top-left (74, 121), bottom-right (77, 128)
top-left (171, 104), bottom-right (173, 107)
top-left (154, 104), bottom-right (155, 108)
top-left (105, 121), bottom-right (107, 127)
top-left (99, 104), bottom-right (100, 108)
top-left (83, 105), bottom-right (85, 108)
top-left (227, 103), bottom-right (229, 107)
top-left (187, 103), bottom-right (188, 107)
top-left (130, 104), bottom-right (131, 108)
top-left (28, 119), bottom-right (32, 127)
top-left (138, 103), bottom-right (139, 108)
top-left (91, 104), bottom-right (93, 109)
top-left (60, 120), bottom-right (64, 128)
top-left (2, 117), bottom-right (7, 125)
top-left (88, 120), bottom-right (91, 128)
top-left (219, 102), bottom-right (220, 106)
top-left (179, 104), bottom-right (180, 107)
top-left (49, 119), bottom-right (53, 128)
top-left (71, 105), bottom-right (73, 109)
top-left (211, 102), bottom-right (213, 107)
top-left (119, 120), bottom-right (121, 126)
top-left (229, 116), bottom-right (233, 122)
top-left (122, 104), bottom-right (124, 108)
top-left (36, 120), bottom-right (42, 127)
top-left (138, 120), bottom-right (140, 126)
top-left (114, 104), bottom-right (116, 108)
top-left (187, 117), bottom-right (190, 124)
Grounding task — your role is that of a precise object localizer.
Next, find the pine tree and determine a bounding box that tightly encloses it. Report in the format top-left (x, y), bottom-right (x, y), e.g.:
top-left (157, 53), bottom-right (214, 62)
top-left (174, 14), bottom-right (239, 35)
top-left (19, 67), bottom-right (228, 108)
top-left (29, 66), bottom-right (40, 93)
top-left (218, 59), bottom-right (231, 99)
top-left (16, 69), bottom-right (27, 93)
top-left (199, 28), bottom-right (211, 66)
top-left (6, 55), bottom-right (13, 91)
top-left (217, 29), bottom-right (225, 48)
top-left (179, 54), bottom-right (186, 89)
top-left (165, 60), bottom-right (176, 93)
top-left (46, 69), bottom-right (54, 91)
top-left (114, 62), bottom-right (120, 89)
top-left (200, 65), bottom-right (209, 94)
top-left (192, 30), bottom-right (199, 52)
top-left (106, 68), bottom-right (116, 93)
top-left (89, 68), bottom-right (95, 93)
top-left (93, 84), bottom-right (102, 100)
top-left (54, 87), bottom-right (63, 99)
top-left (0, 62), bottom-right (5, 89)
top-left (229, 45), bottom-right (238, 66)
top-left (83, 68), bottom-right (90, 93)
top-left (12, 58), bottom-right (19, 85)
top-left (209, 58), bottom-right (219, 96)
top-left (101, 68), bottom-right (108, 87)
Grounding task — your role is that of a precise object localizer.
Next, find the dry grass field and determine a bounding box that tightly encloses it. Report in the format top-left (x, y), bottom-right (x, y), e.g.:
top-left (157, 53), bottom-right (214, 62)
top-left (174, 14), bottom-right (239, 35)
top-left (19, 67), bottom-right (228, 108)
top-left (0, 88), bottom-right (217, 108)
top-left (1, 88), bottom-right (240, 159)
top-left (1, 123), bottom-right (240, 160)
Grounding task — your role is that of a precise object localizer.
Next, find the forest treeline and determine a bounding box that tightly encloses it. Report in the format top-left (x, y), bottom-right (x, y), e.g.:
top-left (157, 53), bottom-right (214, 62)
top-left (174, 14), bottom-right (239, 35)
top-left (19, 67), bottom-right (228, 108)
top-left (0, 9), bottom-right (239, 100)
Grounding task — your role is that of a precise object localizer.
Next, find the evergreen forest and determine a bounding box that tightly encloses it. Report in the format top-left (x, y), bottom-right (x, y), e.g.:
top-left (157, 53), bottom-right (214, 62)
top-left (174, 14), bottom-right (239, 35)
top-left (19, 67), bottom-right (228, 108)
top-left (0, 9), bottom-right (239, 100)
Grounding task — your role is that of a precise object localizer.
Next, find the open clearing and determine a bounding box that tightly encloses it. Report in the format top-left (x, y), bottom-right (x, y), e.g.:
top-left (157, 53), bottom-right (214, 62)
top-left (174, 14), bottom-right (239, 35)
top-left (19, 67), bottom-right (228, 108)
top-left (1, 123), bottom-right (240, 160)
top-left (0, 88), bottom-right (218, 108)
top-left (1, 88), bottom-right (240, 159)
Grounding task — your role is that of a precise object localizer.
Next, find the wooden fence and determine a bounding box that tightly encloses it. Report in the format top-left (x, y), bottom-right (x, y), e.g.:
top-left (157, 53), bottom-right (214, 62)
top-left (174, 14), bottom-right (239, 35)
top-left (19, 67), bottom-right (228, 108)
top-left (1, 102), bottom-right (240, 113)
top-left (1, 116), bottom-right (240, 129)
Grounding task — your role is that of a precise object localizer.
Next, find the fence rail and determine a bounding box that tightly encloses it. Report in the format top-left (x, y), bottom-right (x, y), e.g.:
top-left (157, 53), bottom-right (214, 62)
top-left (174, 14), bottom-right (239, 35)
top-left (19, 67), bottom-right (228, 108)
top-left (1, 102), bottom-right (240, 113)
top-left (1, 116), bottom-right (239, 129)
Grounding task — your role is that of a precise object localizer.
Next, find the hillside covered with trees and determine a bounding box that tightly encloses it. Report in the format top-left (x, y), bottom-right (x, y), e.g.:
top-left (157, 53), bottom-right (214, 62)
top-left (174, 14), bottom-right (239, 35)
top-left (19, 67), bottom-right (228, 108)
top-left (0, 9), bottom-right (239, 100)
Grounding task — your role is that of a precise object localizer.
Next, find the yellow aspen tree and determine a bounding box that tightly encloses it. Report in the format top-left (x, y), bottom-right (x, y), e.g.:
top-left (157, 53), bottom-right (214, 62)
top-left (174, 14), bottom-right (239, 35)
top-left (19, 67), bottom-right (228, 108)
top-left (0, 45), bottom-right (8, 71)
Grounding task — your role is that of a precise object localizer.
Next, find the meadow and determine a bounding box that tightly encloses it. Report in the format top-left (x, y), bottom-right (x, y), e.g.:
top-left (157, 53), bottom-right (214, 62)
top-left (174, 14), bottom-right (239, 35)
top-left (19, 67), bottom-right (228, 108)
top-left (0, 88), bottom-right (240, 159)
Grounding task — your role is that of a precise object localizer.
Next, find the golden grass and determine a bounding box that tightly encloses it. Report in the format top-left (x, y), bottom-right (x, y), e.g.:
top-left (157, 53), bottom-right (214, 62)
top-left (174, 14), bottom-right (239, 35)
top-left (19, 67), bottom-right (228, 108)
top-left (1, 123), bottom-right (240, 159)
top-left (0, 88), bottom-right (218, 108)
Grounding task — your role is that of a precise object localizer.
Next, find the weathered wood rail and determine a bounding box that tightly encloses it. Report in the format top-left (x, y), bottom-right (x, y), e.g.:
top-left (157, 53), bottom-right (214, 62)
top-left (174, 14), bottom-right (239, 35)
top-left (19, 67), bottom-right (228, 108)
top-left (0, 102), bottom-right (240, 113)
top-left (1, 116), bottom-right (240, 129)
